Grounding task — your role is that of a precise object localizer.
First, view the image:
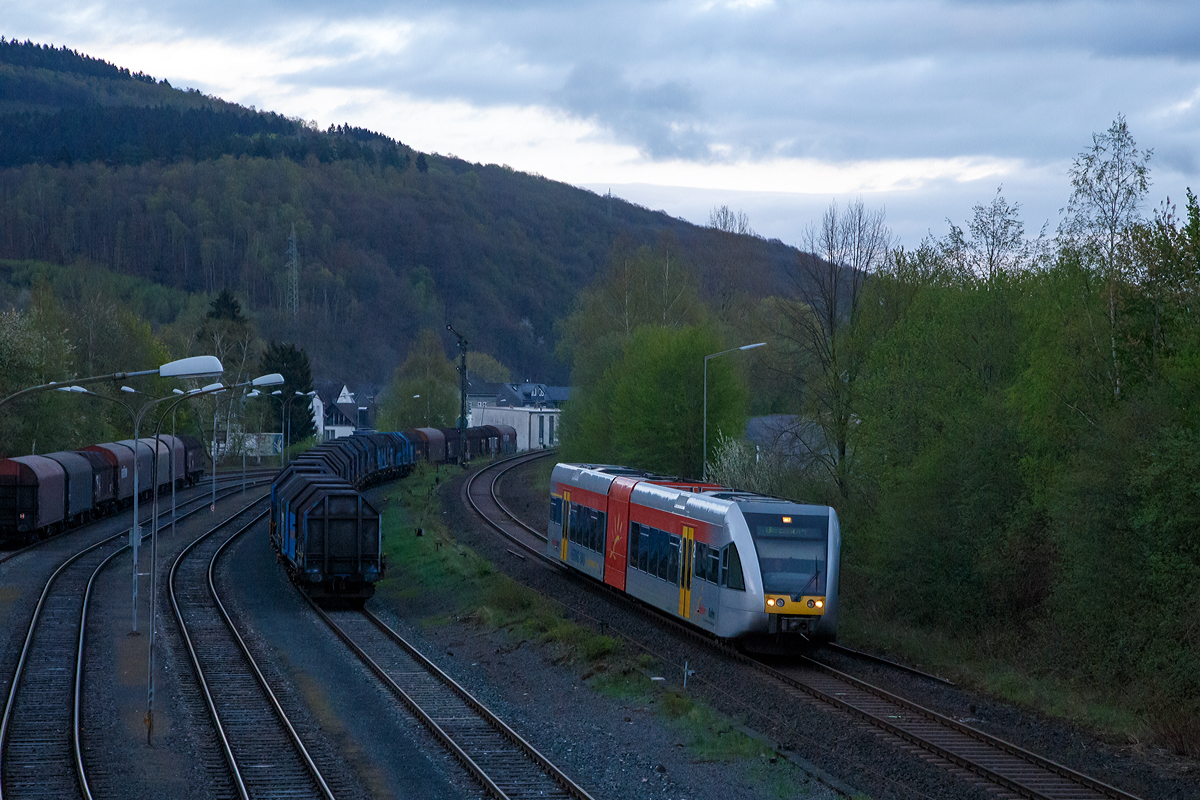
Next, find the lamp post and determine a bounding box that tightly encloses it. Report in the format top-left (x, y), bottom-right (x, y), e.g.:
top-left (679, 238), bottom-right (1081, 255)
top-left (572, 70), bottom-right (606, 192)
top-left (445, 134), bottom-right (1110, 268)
top-left (269, 390), bottom-right (286, 464)
top-left (211, 391), bottom-right (223, 513)
top-left (413, 394), bottom-right (430, 427)
top-left (703, 342), bottom-right (766, 482)
top-left (280, 390), bottom-right (315, 457)
top-left (243, 389), bottom-right (261, 493)
top-left (169, 389), bottom-right (184, 536)
top-left (447, 324), bottom-right (468, 465)
top-left (144, 371), bottom-right (282, 744)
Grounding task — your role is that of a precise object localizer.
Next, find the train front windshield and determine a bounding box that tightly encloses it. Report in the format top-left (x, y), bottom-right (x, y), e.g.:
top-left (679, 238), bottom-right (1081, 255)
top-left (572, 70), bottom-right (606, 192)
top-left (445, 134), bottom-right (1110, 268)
top-left (744, 512), bottom-right (828, 596)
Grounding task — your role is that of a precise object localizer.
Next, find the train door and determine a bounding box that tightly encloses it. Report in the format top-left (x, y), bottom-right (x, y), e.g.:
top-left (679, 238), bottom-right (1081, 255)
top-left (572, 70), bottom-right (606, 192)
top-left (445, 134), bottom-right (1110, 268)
top-left (560, 490), bottom-right (570, 561)
top-left (604, 477), bottom-right (638, 591)
top-left (678, 526), bottom-right (695, 618)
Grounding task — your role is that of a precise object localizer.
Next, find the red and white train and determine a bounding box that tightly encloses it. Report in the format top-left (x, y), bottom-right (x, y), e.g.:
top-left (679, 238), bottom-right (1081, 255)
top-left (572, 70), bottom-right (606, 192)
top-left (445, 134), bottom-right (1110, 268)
top-left (548, 463), bottom-right (841, 646)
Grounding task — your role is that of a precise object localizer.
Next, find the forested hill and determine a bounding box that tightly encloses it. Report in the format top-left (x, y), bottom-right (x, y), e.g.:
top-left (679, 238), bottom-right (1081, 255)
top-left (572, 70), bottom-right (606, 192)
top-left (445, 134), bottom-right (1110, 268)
top-left (0, 38), bottom-right (803, 383)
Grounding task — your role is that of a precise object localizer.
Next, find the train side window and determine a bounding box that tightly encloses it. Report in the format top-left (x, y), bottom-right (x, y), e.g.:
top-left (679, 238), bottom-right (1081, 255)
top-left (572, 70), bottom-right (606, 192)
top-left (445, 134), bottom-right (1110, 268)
top-left (667, 534), bottom-right (680, 584)
top-left (708, 548), bottom-right (720, 583)
top-left (592, 510), bottom-right (606, 552)
top-left (651, 529), bottom-right (661, 579)
top-left (573, 506), bottom-right (588, 544)
top-left (694, 541), bottom-right (707, 580)
top-left (597, 511), bottom-right (607, 552)
top-left (721, 543), bottom-right (746, 591)
top-left (629, 522), bottom-right (640, 568)
top-left (638, 526), bottom-right (649, 572)
top-left (550, 497), bottom-right (562, 525)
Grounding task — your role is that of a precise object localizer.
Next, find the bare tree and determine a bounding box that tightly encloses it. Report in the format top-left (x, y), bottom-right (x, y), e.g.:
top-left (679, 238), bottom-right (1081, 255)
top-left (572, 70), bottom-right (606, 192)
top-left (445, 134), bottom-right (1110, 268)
top-left (1061, 114), bottom-right (1152, 400)
top-left (939, 187), bottom-right (1047, 285)
top-left (768, 198), bottom-right (891, 496)
top-left (709, 205), bottom-right (753, 236)
top-left (705, 205), bottom-right (765, 323)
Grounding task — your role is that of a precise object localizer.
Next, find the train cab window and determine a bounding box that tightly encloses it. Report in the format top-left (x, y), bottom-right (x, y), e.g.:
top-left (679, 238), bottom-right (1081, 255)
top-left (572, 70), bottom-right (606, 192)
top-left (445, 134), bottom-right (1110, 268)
top-left (744, 512), bottom-right (827, 596)
top-left (550, 496), bottom-right (563, 525)
top-left (721, 543), bottom-right (746, 591)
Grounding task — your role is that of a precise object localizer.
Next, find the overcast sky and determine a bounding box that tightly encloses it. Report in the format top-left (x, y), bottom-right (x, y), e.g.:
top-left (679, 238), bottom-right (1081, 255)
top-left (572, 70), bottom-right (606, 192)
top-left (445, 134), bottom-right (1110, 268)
top-left (8, 0), bottom-right (1200, 247)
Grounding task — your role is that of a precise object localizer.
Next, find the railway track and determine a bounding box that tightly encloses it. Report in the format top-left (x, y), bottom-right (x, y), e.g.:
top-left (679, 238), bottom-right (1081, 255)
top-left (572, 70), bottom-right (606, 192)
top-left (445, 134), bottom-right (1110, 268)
top-left (464, 454), bottom-right (1145, 800)
top-left (309, 601), bottom-right (594, 800)
top-left (170, 503), bottom-right (338, 800)
top-left (0, 480), bottom-right (271, 800)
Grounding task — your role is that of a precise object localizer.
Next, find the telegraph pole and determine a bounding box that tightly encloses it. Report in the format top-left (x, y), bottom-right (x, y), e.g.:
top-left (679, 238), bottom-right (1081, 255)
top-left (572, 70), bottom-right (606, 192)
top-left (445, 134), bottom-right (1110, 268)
top-left (447, 324), bottom-right (468, 464)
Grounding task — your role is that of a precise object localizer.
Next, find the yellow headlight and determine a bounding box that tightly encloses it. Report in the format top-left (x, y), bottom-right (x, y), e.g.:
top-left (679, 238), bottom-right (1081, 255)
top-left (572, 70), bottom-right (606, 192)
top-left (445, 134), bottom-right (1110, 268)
top-left (816, 600), bottom-right (824, 608)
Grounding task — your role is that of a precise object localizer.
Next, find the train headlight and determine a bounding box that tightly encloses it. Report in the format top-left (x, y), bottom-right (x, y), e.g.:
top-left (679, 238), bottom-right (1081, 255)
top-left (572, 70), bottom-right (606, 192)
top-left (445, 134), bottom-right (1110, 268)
top-left (766, 598), bottom-right (774, 607)
top-left (815, 600), bottom-right (824, 608)
top-left (807, 599), bottom-right (815, 609)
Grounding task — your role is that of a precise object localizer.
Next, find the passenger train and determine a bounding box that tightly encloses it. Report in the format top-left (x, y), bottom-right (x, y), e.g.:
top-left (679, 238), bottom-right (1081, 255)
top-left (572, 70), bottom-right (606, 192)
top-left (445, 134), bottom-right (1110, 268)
top-left (548, 463), bottom-right (840, 646)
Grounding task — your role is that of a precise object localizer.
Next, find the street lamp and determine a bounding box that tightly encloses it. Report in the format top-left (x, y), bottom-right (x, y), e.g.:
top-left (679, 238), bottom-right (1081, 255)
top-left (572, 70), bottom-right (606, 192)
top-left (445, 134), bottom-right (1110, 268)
top-left (57, 362), bottom-right (227, 634)
top-left (703, 342), bottom-right (766, 482)
top-left (0, 355), bottom-right (223, 409)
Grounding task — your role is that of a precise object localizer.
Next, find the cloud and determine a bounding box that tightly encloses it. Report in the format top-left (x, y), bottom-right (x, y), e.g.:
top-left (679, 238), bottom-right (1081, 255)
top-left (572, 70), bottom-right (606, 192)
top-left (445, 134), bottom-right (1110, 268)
top-left (554, 63), bottom-right (708, 159)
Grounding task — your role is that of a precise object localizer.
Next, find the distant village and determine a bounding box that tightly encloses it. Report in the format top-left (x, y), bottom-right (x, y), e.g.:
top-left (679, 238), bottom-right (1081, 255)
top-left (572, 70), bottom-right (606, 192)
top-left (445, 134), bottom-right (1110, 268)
top-left (311, 377), bottom-right (570, 451)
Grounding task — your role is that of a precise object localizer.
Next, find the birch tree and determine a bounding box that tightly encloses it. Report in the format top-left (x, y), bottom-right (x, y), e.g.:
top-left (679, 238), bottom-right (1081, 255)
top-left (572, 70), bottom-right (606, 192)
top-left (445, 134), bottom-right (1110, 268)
top-left (1060, 115), bottom-right (1152, 401)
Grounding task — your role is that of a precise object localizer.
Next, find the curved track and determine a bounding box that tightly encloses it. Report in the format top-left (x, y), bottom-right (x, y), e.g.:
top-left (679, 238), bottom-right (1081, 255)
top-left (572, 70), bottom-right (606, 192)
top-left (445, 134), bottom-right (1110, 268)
top-left (170, 504), bottom-right (336, 800)
top-left (310, 599), bottom-right (593, 800)
top-left (465, 454), bottom-right (1145, 800)
top-left (0, 479), bottom-right (271, 800)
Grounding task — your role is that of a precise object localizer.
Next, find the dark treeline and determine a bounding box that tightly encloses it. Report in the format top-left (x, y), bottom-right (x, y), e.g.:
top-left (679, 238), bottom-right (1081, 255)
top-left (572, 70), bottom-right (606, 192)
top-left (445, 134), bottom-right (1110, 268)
top-left (0, 107), bottom-right (411, 169)
top-left (0, 37), bottom-right (159, 83)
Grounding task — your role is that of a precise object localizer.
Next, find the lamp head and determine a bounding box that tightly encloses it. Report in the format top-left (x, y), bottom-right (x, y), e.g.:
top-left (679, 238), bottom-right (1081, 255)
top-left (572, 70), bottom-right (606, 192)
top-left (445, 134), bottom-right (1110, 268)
top-left (173, 388), bottom-right (184, 395)
top-left (251, 372), bottom-right (285, 387)
top-left (200, 382), bottom-right (225, 393)
top-left (272, 390), bottom-right (283, 396)
top-left (159, 355), bottom-right (223, 379)
top-left (121, 386), bottom-right (137, 394)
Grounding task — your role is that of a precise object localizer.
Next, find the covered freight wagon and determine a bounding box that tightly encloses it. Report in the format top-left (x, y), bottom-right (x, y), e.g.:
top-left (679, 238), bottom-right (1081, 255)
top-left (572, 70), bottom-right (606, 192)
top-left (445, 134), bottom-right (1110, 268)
top-left (44, 451), bottom-right (94, 524)
top-left (273, 473), bottom-right (383, 603)
top-left (0, 455), bottom-right (66, 537)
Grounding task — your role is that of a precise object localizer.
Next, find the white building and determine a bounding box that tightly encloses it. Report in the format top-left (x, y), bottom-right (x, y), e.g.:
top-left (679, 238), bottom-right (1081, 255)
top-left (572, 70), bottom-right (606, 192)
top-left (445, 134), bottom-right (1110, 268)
top-left (469, 405), bottom-right (560, 451)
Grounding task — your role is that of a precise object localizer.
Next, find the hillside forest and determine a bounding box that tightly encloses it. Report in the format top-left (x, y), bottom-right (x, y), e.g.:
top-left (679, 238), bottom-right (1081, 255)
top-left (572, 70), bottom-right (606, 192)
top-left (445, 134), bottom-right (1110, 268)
top-left (0, 38), bottom-right (798, 386)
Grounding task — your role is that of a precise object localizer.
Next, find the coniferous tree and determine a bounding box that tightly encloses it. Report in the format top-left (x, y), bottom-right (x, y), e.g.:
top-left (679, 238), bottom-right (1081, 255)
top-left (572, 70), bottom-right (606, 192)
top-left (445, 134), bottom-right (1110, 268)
top-left (259, 341), bottom-right (315, 443)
